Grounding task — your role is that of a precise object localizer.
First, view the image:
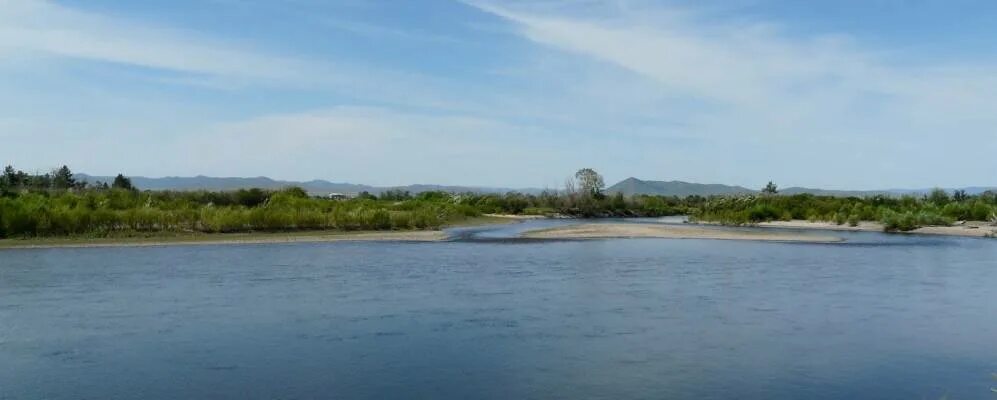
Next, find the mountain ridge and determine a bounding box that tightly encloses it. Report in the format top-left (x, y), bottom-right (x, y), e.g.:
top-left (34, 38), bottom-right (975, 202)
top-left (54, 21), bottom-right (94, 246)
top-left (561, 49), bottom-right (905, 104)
top-left (606, 177), bottom-right (755, 197)
top-left (606, 177), bottom-right (997, 197)
top-left (76, 174), bottom-right (996, 197)
top-left (75, 174), bottom-right (545, 195)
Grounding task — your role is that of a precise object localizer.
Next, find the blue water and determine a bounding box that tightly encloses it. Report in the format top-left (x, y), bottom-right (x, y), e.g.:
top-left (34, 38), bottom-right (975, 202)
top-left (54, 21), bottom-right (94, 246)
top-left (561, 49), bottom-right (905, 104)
top-left (2, 220), bottom-right (996, 399)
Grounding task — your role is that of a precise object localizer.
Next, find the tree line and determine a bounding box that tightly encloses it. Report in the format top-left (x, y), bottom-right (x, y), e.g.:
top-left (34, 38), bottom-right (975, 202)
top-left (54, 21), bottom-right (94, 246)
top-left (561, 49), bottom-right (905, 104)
top-left (2, 165), bottom-right (134, 192)
top-left (691, 182), bottom-right (997, 231)
top-left (0, 165), bottom-right (482, 237)
top-left (2, 165), bottom-right (995, 238)
top-left (0, 165), bottom-right (697, 238)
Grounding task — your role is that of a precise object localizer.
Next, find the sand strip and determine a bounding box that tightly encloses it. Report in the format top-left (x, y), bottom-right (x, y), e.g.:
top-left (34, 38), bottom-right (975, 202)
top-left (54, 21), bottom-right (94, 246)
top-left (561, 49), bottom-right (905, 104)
top-left (522, 223), bottom-right (843, 243)
top-left (482, 213), bottom-right (549, 220)
top-left (0, 230), bottom-right (447, 250)
top-left (752, 220), bottom-right (997, 238)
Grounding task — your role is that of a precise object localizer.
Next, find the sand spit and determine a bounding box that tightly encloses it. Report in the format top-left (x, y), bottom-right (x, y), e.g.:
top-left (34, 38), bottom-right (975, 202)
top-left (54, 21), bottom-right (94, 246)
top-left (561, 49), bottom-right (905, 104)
top-left (753, 220), bottom-right (997, 238)
top-left (482, 213), bottom-right (550, 220)
top-left (0, 230), bottom-right (447, 250)
top-left (522, 223), bottom-right (843, 243)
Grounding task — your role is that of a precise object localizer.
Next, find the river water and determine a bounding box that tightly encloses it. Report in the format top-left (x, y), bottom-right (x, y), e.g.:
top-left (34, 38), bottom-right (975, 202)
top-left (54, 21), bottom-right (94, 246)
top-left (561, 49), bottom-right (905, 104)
top-left (2, 220), bottom-right (996, 399)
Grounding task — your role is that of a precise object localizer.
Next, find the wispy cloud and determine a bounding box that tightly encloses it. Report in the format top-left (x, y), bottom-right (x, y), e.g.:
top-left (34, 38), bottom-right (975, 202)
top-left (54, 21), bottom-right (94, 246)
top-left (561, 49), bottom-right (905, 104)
top-left (172, 106), bottom-right (584, 186)
top-left (319, 18), bottom-right (464, 44)
top-left (0, 0), bottom-right (328, 85)
top-left (0, 1), bottom-right (499, 112)
top-left (465, 0), bottom-right (997, 188)
top-left (468, 1), bottom-right (958, 110)
top-left (3, 0), bottom-right (995, 188)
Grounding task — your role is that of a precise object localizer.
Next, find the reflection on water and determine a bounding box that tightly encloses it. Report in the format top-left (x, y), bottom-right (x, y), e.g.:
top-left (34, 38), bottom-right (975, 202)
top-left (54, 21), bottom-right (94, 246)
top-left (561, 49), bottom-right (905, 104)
top-left (1, 224), bottom-right (996, 399)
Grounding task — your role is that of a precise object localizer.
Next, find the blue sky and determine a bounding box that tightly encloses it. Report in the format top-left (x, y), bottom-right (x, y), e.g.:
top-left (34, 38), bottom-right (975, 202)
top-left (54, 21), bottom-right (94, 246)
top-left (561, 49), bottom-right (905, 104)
top-left (2, 0), bottom-right (996, 189)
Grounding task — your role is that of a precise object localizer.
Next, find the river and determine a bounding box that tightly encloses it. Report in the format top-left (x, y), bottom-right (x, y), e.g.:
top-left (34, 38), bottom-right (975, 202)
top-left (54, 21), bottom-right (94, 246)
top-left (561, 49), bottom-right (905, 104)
top-left (2, 220), bottom-right (995, 399)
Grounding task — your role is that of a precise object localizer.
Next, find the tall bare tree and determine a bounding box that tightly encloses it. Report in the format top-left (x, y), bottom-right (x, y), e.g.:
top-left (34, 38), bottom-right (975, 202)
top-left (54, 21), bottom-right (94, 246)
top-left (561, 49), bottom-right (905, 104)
top-left (574, 168), bottom-right (605, 197)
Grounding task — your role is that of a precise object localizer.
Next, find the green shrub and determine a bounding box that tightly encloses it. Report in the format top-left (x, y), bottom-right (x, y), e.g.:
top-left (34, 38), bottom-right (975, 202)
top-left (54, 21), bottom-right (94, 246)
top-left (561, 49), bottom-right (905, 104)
top-left (747, 204), bottom-right (780, 222)
top-left (847, 214), bottom-right (860, 227)
top-left (390, 211), bottom-right (412, 229)
top-left (969, 201), bottom-right (994, 221)
top-left (411, 209), bottom-right (441, 229)
top-left (368, 209), bottom-right (392, 230)
top-left (881, 210), bottom-right (919, 232)
top-left (914, 211), bottom-right (952, 227)
top-left (833, 213), bottom-right (847, 225)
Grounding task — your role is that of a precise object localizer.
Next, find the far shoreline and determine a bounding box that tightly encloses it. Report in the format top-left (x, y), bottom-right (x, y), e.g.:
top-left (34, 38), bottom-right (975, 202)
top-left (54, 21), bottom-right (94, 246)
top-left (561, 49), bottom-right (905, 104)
top-left (3, 216), bottom-right (994, 250)
top-left (0, 230), bottom-right (449, 250)
top-left (692, 219), bottom-right (997, 238)
top-left (521, 223), bottom-right (844, 243)
top-left (0, 215), bottom-right (520, 250)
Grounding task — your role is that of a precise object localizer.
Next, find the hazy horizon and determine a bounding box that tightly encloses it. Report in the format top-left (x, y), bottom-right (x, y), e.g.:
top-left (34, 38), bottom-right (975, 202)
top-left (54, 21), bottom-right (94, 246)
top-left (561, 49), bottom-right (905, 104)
top-left (3, 0), bottom-right (996, 189)
top-left (60, 171), bottom-right (994, 193)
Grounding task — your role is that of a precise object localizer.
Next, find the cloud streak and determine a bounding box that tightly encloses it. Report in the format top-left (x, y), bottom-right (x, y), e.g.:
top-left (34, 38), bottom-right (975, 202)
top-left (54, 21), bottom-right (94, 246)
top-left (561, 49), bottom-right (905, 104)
top-left (169, 106), bottom-right (587, 187)
top-left (2, 0), bottom-right (995, 188)
top-left (0, 0), bottom-right (329, 85)
top-left (466, 0), bottom-right (997, 188)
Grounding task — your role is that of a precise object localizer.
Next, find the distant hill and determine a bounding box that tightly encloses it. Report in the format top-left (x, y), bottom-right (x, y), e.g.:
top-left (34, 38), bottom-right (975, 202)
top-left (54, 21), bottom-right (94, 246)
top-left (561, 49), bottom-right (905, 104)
top-left (75, 174), bottom-right (542, 195)
top-left (881, 187), bottom-right (997, 196)
top-left (779, 186), bottom-right (997, 197)
top-left (779, 187), bottom-right (892, 197)
top-left (75, 173), bottom-right (995, 198)
top-left (606, 177), bottom-right (754, 197)
top-left (606, 177), bottom-right (997, 197)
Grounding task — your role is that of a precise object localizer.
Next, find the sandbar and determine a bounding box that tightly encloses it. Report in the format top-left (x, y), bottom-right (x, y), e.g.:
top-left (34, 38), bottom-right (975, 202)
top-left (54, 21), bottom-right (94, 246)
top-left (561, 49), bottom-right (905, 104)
top-left (522, 223), bottom-right (843, 243)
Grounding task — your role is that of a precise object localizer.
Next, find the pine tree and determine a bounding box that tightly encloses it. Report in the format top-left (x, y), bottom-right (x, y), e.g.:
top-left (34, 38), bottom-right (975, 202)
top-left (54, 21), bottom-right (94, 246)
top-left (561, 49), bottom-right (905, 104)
top-left (52, 165), bottom-right (76, 189)
top-left (112, 174), bottom-right (134, 190)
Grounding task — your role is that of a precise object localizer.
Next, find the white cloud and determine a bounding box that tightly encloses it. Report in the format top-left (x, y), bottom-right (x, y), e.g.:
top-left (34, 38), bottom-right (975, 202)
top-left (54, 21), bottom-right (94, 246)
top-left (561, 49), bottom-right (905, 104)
top-left (0, 0), bottom-right (472, 102)
top-left (3, 0), bottom-right (995, 189)
top-left (0, 0), bottom-right (328, 85)
top-left (0, 1), bottom-right (523, 123)
top-left (167, 107), bottom-right (586, 186)
top-left (466, 0), bottom-right (997, 188)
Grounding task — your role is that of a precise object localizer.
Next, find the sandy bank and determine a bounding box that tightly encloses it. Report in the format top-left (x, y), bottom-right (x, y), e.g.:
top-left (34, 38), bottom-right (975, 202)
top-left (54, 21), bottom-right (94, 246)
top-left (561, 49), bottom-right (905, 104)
top-left (482, 213), bottom-right (549, 220)
top-left (753, 220), bottom-right (997, 238)
top-left (0, 230), bottom-right (447, 250)
top-left (0, 215), bottom-right (528, 250)
top-left (522, 223), bottom-right (843, 243)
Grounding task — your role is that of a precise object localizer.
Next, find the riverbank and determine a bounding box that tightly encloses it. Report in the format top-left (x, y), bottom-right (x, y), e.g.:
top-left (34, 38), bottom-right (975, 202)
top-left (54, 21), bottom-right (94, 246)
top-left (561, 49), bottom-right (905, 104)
top-left (482, 213), bottom-right (550, 220)
top-left (740, 220), bottom-right (997, 238)
top-left (0, 215), bottom-right (520, 250)
top-left (0, 230), bottom-right (449, 249)
top-left (522, 223), bottom-right (843, 243)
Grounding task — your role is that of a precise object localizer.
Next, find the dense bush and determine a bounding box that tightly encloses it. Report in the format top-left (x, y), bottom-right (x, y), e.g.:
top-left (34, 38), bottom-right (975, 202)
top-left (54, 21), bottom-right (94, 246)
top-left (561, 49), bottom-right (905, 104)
top-left (4, 164), bottom-right (995, 238)
top-left (693, 191), bottom-right (992, 232)
top-left (0, 187), bottom-right (477, 238)
top-left (880, 210), bottom-right (919, 232)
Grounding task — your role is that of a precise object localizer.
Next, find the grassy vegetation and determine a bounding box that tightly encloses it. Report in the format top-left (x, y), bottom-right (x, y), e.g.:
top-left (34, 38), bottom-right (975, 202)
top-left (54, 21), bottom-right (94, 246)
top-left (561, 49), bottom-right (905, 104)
top-left (691, 190), bottom-right (997, 232)
top-left (0, 187), bottom-right (481, 238)
top-left (3, 165), bottom-right (995, 238)
top-left (0, 165), bottom-right (705, 239)
top-left (0, 168), bottom-right (598, 240)
top-left (0, 186), bottom-right (704, 239)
